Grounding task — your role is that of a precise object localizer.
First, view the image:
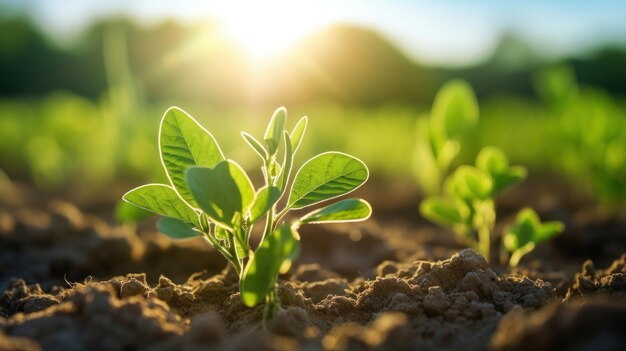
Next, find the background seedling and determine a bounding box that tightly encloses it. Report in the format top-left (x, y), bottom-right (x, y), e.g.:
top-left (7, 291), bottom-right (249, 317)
top-left (413, 80), bottom-right (479, 195)
top-left (420, 146), bottom-right (527, 261)
top-left (503, 208), bottom-right (564, 267)
top-left (123, 106), bottom-right (372, 323)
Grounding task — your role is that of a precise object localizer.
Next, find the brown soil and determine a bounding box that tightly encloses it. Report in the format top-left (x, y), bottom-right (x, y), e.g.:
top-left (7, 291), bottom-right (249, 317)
top-left (1, 180), bottom-right (625, 350)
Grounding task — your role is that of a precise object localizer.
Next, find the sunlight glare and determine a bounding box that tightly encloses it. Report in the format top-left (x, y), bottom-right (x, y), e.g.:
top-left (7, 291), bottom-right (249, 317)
top-left (214, 1), bottom-right (331, 61)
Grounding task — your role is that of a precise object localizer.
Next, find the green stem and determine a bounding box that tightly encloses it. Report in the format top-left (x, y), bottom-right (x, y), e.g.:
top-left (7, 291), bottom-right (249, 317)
top-left (227, 234), bottom-right (242, 276)
top-left (262, 284), bottom-right (279, 327)
top-left (509, 251), bottom-right (522, 267)
top-left (478, 225), bottom-right (491, 262)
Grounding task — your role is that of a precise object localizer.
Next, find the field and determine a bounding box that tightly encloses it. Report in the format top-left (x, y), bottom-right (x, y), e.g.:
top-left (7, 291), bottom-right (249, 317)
top-left (1, 6), bottom-right (626, 351)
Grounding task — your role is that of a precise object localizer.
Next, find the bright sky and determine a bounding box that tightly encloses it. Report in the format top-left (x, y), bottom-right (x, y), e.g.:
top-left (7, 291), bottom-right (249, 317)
top-left (3, 0), bottom-right (626, 66)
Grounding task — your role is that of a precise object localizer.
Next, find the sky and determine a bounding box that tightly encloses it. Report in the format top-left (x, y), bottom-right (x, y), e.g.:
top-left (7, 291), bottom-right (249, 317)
top-left (2, 0), bottom-right (626, 66)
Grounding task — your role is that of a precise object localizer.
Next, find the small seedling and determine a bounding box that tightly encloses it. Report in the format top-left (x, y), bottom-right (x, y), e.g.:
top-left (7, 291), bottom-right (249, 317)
top-left (123, 107), bottom-right (371, 322)
top-left (420, 146), bottom-right (527, 261)
top-left (503, 208), bottom-right (564, 267)
top-left (413, 80), bottom-right (479, 195)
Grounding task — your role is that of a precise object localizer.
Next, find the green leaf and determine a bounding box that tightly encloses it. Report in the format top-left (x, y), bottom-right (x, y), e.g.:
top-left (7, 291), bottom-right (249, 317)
top-left (156, 217), bottom-right (200, 239)
top-left (504, 208), bottom-right (563, 252)
top-left (431, 79), bottom-right (479, 142)
top-left (288, 152), bottom-right (369, 209)
top-left (299, 198), bottom-right (372, 224)
top-left (249, 186), bottom-right (281, 223)
top-left (215, 226), bottom-right (229, 240)
top-left (264, 107), bottom-right (287, 156)
top-left (476, 146), bottom-right (509, 175)
top-left (419, 197), bottom-right (467, 229)
top-left (278, 132), bottom-right (293, 191)
top-left (535, 221), bottom-right (565, 243)
top-left (476, 147), bottom-right (527, 195)
top-left (436, 140), bottom-right (460, 170)
top-left (241, 131), bottom-right (268, 161)
top-left (159, 107), bottom-right (224, 207)
top-left (240, 224), bottom-right (300, 307)
top-left (122, 184), bottom-right (199, 225)
top-left (491, 166), bottom-right (527, 195)
top-left (412, 118), bottom-right (442, 196)
top-left (446, 166), bottom-right (493, 201)
top-left (186, 160), bottom-right (256, 230)
top-left (289, 116), bottom-right (308, 154)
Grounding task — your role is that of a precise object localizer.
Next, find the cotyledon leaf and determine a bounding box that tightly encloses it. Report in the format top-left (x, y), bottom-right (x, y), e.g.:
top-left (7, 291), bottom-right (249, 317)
top-left (288, 152), bottom-right (369, 209)
top-left (122, 184), bottom-right (199, 225)
top-left (159, 107), bottom-right (224, 207)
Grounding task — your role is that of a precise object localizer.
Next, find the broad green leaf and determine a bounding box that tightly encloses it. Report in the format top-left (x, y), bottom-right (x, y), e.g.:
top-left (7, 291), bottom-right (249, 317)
top-left (156, 217), bottom-right (200, 239)
top-left (264, 107), bottom-right (287, 156)
top-left (186, 160), bottom-right (255, 229)
top-left (476, 147), bottom-right (509, 174)
top-left (159, 107), bottom-right (224, 207)
top-left (123, 184), bottom-right (199, 225)
top-left (477, 147), bottom-right (527, 195)
top-left (504, 208), bottom-right (563, 252)
top-left (431, 79), bottom-right (479, 142)
top-left (299, 198), bottom-right (371, 224)
top-left (491, 166), bottom-right (527, 195)
top-left (240, 224), bottom-right (300, 307)
top-left (446, 166), bottom-right (492, 200)
top-left (288, 152), bottom-right (369, 209)
top-left (278, 132), bottom-right (293, 191)
top-left (420, 197), bottom-right (467, 228)
top-left (535, 221), bottom-right (565, 243)
top-left (289, 116), bottom-right (308, 154)
top-left (241, 131), bottom-right (268, 161)
top-left (249, 186), bottom-right (281, 223)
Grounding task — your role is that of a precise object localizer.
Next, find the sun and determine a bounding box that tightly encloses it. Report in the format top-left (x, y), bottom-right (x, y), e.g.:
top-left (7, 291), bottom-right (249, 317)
top-left (213, 1), bottom-right (330, 61)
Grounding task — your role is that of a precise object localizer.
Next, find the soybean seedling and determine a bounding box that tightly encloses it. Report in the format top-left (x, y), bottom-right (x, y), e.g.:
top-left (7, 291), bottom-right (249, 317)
top-left (123, 107), bottom-right (371, 322)
top-left (420, 146), bottom-right (527, 261)
top-left (503, 208), bottom-right (564, 267)
top-left (413, 80), bottom-right (479, 195)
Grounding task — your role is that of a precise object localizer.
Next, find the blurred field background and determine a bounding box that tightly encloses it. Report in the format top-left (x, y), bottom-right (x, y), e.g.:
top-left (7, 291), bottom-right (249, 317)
top-left (0, 0), bottom-right (625, 211)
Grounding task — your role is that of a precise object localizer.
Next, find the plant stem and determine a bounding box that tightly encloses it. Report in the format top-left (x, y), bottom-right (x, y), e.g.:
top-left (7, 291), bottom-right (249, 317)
top-left (227, 234), bottom-right (242, 276)
top-left (262, 284), bottom-right (279, 327)
top-left (478, 225), bottom-right (490, 262)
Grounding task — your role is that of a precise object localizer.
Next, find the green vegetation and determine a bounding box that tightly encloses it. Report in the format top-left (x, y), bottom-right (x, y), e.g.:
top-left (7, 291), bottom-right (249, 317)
top-left (420, 146), bottom-right (527, 261)
top-left (535, 66), bottom-right (626, 209)
top-left (412, 80), bottom-right (479, 195)
top-left (503, 208), bottom-right (564, 267)
top-left (418, 81), bottom-right (566, 265)
top-left (122, 107), bottom-right (371, 321)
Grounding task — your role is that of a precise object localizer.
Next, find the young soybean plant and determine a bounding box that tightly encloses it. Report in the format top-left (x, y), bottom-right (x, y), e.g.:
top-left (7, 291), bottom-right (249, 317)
top-left (413, 80), bottom-right (479, 195)
top-left (123, 107), bottom-right (371, 321)
top-left (420, 146), bottom-right (527, 261)
top-left (503, 208), bottom-right (564, 267)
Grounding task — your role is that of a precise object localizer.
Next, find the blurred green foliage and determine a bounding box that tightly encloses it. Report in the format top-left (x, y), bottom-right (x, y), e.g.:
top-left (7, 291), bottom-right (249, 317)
top-left (0, 17), bottom-right (624, 210)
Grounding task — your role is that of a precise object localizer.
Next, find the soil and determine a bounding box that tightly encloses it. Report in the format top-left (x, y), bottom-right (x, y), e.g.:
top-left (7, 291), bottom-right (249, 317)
top-left (1, 179), bottom-right (625, 351)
